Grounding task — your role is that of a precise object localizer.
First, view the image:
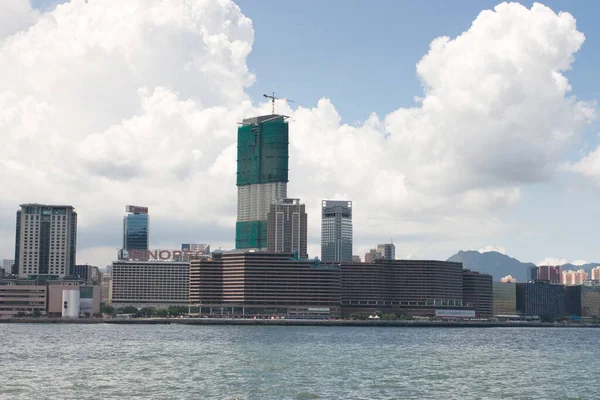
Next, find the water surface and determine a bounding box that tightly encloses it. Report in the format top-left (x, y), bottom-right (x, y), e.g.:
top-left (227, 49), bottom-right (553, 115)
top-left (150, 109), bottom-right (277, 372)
top-left (0, 324), bottom-right (596, 399)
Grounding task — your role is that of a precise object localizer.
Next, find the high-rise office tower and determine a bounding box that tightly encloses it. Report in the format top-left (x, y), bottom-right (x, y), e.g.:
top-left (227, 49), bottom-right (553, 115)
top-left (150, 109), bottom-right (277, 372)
top-left (123, 205), bottom-right (149, 252)
top-left (321, 200), bottom-right (353, 262)
top-left (14, 204), bottom-right (77, 278)
top-left (377, 243), bottom-right (396, 260)
top-left (236, 115), bottom-right (289, 250)
top-left (365, 249), bottom-right (382, 263)
top-left (267, 198), bottom-right (308, 258)
top-left (1, 259), bottom-right (14, 277)
top-left (528, 266), bottom-right (538, 282)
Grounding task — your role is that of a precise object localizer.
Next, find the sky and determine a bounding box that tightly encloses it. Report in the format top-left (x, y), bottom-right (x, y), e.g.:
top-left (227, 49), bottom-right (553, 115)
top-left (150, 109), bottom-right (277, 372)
top-left (1, 0), bottom-right (600, 268)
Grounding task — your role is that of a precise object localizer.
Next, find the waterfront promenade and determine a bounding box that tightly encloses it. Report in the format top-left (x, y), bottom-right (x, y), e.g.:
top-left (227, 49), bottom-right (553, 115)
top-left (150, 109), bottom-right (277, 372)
top-left (1, 318), bottom-right (599, 328)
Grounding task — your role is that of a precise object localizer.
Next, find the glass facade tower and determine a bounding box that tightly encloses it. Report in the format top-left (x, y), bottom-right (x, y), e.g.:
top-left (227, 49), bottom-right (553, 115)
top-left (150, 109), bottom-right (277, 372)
top-left (123, 213), bottom-right (149, 251)
top-left (321, 200), bottom-right (353, 262)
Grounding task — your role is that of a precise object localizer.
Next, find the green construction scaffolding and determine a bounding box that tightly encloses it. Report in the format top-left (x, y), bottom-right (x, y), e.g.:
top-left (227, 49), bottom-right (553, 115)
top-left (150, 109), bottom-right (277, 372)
top-left (235, 221), bottom-right (269, 249)
top-left (236, 116), bottom-right (289, 186)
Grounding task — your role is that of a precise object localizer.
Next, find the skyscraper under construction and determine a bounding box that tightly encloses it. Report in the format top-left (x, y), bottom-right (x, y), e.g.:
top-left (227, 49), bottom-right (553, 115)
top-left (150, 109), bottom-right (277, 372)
top-left (236, 114), bottom-right (289, 250)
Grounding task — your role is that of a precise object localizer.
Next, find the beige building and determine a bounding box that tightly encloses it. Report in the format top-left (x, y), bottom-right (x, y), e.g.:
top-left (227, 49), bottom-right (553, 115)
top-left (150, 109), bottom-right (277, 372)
top-left (562, 269), bottom-right (588, 285)
top-left (47, 283), bottom-right (100, 317)
top-left (112, 260), bottom-right (189, 308)
top-left (0, 281), bottom-right (47, 318)
top-left (101, 272), bottom-right (112, 304)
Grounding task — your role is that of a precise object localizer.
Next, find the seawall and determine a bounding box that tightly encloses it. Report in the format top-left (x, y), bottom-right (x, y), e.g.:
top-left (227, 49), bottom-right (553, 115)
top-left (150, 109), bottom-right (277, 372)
top-left (0, 318), bottom-right (598, 328)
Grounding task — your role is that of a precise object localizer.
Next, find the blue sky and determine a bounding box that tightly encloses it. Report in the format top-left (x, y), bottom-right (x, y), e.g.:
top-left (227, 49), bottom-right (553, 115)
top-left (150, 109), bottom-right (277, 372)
top-left (234, 0), bottom-right (600, 263)
top-left (34, 0), bottom-right (600, 128)
top-left (16, 0), bottom-right (600, 266)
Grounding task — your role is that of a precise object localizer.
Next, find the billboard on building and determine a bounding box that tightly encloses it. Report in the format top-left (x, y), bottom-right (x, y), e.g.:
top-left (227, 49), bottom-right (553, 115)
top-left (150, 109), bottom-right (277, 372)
top-left (181, 244), bottom-right (210, 254)
top-left (435, 309), bottom-right (476, 319)
top-left (119, 248), bottom-right (209, 261)
top-left (125, 205), bottom-right (149, 214)
top-left (62, 290), bottom-right (80, 318)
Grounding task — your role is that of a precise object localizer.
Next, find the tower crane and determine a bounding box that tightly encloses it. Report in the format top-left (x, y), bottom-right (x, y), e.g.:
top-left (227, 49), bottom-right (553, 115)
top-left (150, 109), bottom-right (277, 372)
top-left (263, 92), bottom-right (294, 115)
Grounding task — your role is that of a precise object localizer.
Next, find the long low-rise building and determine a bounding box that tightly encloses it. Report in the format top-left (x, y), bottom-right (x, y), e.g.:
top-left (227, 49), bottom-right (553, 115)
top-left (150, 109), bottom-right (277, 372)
top-left (0, 278), bottom-right (100, 318)
top-left (112, 260), bottom-right (189, 308)
top-left (463, 270), bottom-right (493, 319)
top-left (340, 259), bottom-right (484, 317)
top-left (47, 283), bottom-right (101, 317)
top-left (516, 282), bottom-right (565, 318)
top-left (190, 252), bottom-right (340, 317)
top-left (189, 253), bottom-right (492, 318)
top-left (0, 280), bottom-right (47, 318)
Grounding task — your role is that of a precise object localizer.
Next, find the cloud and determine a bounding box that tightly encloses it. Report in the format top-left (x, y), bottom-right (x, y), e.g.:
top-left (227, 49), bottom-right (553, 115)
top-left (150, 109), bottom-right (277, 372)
top-left (537, 258), bottom-right (590, 266)
top-left (537, 257), bottom-right (568, 266)
top-left (565, 138), bottom-right (600, 184)
top-left (384, 2), bottom-right (594, 197)
top-left (479, 245), bottom-right (506, 254)
top-left (0, 1), bottom-right (595, 267)
top-left (0, 0), bottom-right (40, 40)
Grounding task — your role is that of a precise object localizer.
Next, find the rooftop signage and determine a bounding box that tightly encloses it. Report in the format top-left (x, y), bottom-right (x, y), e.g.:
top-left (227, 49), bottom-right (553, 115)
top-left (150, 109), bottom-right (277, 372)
top-left (125, 205), bottom-right (148, 214)
top-left (119, 248), bottom-right (208, 261)
top-left (182, 244), bottom-right (210, 253)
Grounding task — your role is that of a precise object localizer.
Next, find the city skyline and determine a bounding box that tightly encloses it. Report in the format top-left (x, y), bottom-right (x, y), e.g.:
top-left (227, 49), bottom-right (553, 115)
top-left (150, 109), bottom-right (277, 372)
top-left (2, 0), bottom-right (600, 268)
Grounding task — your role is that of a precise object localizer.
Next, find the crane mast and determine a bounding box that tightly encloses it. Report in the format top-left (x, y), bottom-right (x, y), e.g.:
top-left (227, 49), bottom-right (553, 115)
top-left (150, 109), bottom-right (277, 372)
top-left (263, 92), bottom-right (294, 114)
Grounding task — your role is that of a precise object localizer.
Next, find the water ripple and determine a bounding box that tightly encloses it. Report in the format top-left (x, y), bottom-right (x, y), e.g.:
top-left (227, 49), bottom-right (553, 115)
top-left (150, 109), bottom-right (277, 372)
top-left (0, 325), bottom-right (597, 399)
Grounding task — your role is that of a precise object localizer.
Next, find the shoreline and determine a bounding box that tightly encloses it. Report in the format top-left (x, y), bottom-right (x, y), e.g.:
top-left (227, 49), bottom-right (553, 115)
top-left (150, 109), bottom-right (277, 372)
top-left (1, 318), bottom-right (599, 328)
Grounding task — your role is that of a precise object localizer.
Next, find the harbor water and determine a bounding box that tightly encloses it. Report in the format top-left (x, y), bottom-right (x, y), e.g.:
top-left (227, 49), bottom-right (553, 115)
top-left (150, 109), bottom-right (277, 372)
top-left (0, 324), bottom-right (597, 399)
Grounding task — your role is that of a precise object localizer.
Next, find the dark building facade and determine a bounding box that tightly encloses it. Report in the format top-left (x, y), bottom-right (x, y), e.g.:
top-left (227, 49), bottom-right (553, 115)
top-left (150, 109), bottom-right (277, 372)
top-left (14, 211), bottom-right (21, 275)
top-left (267, 199), bottom-right (308, 259)
top-left (563, 284), bottom-right (600, 318)
top-left (123, 212), bottom-right (149, 252)
top-left (462, 270), bottom-right (493, 318)
top-left (340, 260), bottom-right (467, 317)
top-left (564, 285), bottom-right (582, 317)
top-left (189, 252), bottom-right (341, 317)
top-left (377, 243), bottom-right (396, 260)
top-left (529, 266), bottom-right (538, 282)
top-left (516, 282), bottom-right (564, 318)
top-left (582, 285), bottom-right (600, 318)
top-left (321, 200), bottom-right (353, 262)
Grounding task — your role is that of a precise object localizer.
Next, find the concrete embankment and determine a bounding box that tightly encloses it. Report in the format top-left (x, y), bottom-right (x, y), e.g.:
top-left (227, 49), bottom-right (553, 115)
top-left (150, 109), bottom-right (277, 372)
top-left (0, 318), bottom-right (599, 328)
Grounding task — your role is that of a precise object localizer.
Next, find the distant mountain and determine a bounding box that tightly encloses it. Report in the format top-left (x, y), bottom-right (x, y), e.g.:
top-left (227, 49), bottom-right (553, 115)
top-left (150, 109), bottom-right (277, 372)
top-left (447, 250), bottom-right (600, 282)
top-left (447, 250), bottom-right (535, 281)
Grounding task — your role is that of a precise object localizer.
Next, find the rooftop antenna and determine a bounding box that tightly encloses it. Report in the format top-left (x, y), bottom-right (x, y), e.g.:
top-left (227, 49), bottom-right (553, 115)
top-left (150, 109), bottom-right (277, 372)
top-left (263, 91), bottom-right (295, 115)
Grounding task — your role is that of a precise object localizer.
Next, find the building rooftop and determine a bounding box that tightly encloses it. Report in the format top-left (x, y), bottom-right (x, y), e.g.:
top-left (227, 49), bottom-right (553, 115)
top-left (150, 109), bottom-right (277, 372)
top-left (19, 203), bottom-right (75, 208)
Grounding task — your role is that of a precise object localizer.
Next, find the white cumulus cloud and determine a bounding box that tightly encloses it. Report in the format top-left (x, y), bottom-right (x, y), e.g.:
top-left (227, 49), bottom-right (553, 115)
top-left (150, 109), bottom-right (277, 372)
top-left (479, 245), bottom-right (506, 254)
top-left (537, 257), bottom-right (568, 266)
top-left (0, 1), bottom-right (595, 267)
